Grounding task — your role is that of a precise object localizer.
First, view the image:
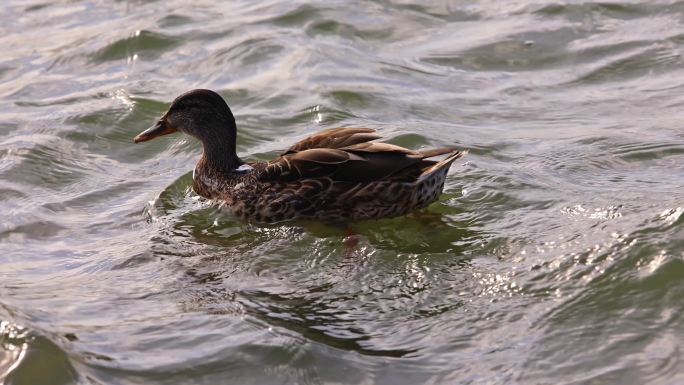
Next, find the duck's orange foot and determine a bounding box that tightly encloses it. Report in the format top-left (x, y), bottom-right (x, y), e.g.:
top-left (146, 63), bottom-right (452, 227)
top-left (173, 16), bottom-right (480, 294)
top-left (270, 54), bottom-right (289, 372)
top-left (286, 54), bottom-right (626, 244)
top-left (343, 228), bottom-right (360, 249)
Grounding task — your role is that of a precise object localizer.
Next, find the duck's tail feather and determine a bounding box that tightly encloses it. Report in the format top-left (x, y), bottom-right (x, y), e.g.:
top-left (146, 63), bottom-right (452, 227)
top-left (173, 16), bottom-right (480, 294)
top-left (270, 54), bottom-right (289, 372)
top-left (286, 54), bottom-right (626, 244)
top-left (418, 146), bottom-right (459, 159)
top-left (416, 149), bottom-right (467, 183)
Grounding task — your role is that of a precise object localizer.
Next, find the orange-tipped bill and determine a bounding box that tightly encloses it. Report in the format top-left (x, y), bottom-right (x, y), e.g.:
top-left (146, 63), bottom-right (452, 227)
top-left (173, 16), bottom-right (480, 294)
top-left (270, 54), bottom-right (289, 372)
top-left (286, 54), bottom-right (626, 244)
top-left (133, 119), bottom-right (178, 143)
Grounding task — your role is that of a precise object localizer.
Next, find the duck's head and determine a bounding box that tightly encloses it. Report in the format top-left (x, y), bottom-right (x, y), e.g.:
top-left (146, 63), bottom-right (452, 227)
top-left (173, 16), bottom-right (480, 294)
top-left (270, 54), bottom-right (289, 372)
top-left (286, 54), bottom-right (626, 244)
top-left (134, 89), bottom-right (236, 144)
top-left (134, 89), bottom-right (241, 169)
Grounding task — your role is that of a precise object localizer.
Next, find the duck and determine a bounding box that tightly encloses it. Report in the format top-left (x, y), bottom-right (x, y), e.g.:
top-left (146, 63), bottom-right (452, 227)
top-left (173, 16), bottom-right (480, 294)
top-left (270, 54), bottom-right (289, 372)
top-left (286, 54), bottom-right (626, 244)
top-left (134, 89), bottom-right (466, 223)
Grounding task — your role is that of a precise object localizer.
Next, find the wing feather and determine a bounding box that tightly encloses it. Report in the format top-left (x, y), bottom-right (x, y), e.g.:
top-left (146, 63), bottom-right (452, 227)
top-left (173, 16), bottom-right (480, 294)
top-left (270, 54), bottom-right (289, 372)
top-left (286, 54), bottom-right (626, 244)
top-left (261, 127), bottom-right (463, 184)
top-left (282, 127), bottom-right (381, 155)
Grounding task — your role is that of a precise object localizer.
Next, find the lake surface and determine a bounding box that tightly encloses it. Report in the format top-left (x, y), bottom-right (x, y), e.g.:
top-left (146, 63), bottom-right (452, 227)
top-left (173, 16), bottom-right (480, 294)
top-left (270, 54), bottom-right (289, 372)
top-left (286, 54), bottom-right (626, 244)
top-left (2, 1), bottom-right (684, 384)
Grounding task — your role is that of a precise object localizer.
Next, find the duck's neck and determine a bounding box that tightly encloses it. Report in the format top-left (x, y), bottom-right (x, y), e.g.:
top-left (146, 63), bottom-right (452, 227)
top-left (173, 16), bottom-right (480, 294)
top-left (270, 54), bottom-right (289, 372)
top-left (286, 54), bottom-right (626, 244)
top-left (200, 141), bottom-right (243, 172)
top-left (198, 127), bottom-right (242, 173)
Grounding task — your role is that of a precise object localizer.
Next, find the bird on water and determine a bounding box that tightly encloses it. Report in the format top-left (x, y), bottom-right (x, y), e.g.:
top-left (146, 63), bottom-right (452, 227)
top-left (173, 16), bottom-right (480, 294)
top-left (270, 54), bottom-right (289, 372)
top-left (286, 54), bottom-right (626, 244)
top-left (134, 89), bottom-right (466, 223)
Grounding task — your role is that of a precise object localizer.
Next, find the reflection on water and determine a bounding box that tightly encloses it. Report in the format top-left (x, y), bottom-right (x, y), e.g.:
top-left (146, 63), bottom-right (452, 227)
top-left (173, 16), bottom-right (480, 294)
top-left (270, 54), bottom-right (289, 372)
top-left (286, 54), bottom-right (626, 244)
top-left (1, 0), bottom-right (684, 384)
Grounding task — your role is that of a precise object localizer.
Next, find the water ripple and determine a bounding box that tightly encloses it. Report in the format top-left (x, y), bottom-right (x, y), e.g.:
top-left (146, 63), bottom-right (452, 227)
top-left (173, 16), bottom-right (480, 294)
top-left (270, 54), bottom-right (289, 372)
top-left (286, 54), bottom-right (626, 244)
top-left (2, 0), bottom-right (684, 384)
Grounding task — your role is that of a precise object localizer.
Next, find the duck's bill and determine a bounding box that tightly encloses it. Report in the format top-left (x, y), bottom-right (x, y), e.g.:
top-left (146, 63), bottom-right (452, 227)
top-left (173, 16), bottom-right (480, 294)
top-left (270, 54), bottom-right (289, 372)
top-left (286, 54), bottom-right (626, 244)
top-left (133, 120), bottom-right (178, 143)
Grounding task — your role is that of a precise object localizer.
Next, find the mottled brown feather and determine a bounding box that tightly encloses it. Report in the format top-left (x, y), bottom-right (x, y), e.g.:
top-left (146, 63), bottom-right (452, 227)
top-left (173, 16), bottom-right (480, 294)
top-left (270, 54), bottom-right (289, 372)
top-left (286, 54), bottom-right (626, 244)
top-left (417, 146), bottom-right (459, 158)
top-left (343, 142), bottom-right (419, 155)
top-left (199, 126), bottom-right (467, 221)
top-left (282, 127), bottom-right (381, 155)
top-left (264, 145), bottom-right (430, 183)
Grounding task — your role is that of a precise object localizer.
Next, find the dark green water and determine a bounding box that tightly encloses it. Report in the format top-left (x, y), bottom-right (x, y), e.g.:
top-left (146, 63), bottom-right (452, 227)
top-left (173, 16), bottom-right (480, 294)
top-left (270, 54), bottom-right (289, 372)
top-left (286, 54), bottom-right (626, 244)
top-left (2, 1), bottom-right (684, 384)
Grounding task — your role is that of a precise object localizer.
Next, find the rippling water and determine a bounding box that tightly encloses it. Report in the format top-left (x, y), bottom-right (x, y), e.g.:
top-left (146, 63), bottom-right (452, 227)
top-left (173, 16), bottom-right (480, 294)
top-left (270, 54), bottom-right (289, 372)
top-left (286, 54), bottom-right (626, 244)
top-left (1, 1), bottom-right (684, 384)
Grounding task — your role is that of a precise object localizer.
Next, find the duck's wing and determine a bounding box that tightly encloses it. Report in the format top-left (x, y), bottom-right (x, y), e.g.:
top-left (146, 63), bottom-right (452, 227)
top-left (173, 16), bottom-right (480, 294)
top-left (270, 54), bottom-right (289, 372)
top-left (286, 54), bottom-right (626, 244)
top-left (281, 127), bottom-right (382, 155)
top-left (263, 140), bottom-right (460, 184)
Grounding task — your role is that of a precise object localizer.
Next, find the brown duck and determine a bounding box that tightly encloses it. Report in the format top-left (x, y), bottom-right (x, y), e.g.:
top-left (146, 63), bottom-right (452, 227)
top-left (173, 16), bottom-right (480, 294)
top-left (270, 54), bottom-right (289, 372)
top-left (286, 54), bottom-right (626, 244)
top-left (134, 89), bottom-right (466, 223)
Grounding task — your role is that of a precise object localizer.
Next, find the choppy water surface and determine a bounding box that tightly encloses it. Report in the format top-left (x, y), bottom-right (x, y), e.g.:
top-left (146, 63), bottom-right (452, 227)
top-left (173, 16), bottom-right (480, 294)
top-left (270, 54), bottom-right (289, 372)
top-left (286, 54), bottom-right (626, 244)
top-left (1, 1), bottom-right (684, 384)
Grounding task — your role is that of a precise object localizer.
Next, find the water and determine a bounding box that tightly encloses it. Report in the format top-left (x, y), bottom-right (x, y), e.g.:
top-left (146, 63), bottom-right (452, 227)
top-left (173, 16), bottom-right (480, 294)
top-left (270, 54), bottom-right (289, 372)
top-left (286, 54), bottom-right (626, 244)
top-left (1, 0), bottom-right (684, 384)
